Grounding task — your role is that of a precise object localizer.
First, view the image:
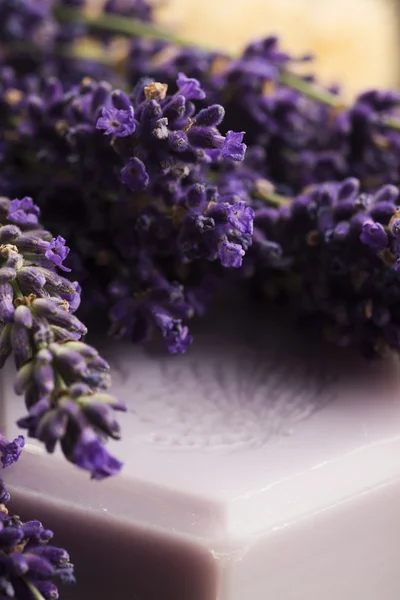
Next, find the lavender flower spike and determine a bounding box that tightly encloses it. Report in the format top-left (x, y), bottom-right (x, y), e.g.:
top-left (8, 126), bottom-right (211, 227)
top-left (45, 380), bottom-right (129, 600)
top-left (0, 196), bottom-right (125, 479)
top-left (0, 479), bottom-right (75, 599)
top-left (251, 179), bottom-right (400, 357)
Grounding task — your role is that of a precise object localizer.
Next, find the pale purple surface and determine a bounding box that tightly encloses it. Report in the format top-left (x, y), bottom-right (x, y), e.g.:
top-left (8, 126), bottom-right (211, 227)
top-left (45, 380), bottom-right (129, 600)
top-left (2, 299), bottom-right (400, 599)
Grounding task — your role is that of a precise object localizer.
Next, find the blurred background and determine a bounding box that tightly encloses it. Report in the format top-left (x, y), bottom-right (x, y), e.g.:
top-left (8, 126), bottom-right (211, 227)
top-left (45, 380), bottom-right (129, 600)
top-left (151, 0), bottom-right (399, 98)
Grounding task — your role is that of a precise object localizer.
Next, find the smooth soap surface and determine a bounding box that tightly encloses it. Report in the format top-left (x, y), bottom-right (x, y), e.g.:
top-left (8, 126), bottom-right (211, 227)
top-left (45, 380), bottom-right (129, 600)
top-left (2, 300), bottom-right (400, 599)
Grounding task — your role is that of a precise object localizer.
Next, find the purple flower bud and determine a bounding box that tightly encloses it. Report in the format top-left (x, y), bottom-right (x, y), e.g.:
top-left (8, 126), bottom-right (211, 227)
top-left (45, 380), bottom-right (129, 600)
top-left (120, 157), bottom-right (149, 191)
top-left (186, 183), bottom-right (206, 207)
top-left (390, 218), bottom-right (400, 237)
top-left (195, 104), bottom-right (225, 127)
top-left (68, 382), bottom-right (93, 398)
top-left (360, 222), bottom-right (388, 251)
top-left (17, 266), bottom-right (46, 294)
top-left (0, 268), bottom-right (16, 284)
top-left (332, 221), bottom-right (351, 241)
top-left (15, 233), bottom-right (49, 254)
top-left (373, 184), bottom-right (399, 204)
top-left (38, 268), bottom-right (75, 294)
top-left (111, 89), bottom-right (132, 111)
top-left (33, 580), bottom-right (59, 600)
top-left (72, 429), bottom-right (123, 480)
top-left (11, 324), bottom-right (32, 367)
top-left (0, 481), bottom-right (10, 505)
top-left (176, 73), bottom-right (205, 100)
top-left (86, 393), bottom-right (127, 411)
top-left (168, 130), bottom-right (188, 152)
top-left (350, 212), bottom-right (370, 233)
top-left (51, 346), bottom-right (88, 379)
top-left (369, 202), bottom-right (396, 224)
top-left (14, 362), bottom-right (34, 395)
top-left (81, 401), bottom-right (121, 439)
top-left (24, 554), bottom-right (54, 578)
top-left (3, 250), bottom-right (23, 271)
top-left (90, 81), bottom-right (112, 115)
top-left (7, 197), bottom-right (40, 227)
top-left (63, 341), bottom-right (98, 359)
top-left (218, 239), bottom-right (245, 267)
top-left (0, 284), bottom-right (14, 323)
top-left (0, 527), bottom-right (24, 551)
top-left (33, 323), bottom-right (55, 348)
top-left (33, 349), bottom-right (55, 394)
top-left (227, 201), bottom-right (254, 236)
top-left (337, 178), bottom-right (360, 202)
top-left (31, 299), bottom-right (87, 335)
top-left (187, 126), bottom-right (222, 149)
top-left (153, 117), bottom-right (169, 139)
top-left (44, 236), bottom-right (71, 272)
top-left (8, 553), bottom-right (29, 576)
top-left (0, 434), bottom-right (24, 468)
top-left (96, 106), bottom-right (136, 137)
top-left (152, 308), bottom-right (193, 354)
top-left (36, 409), bottom-right (69, 453)
top-left (62, 281), bottom-right (81, 313)
top-left (221, 131), bottom-right (246, 161)
top-left (31, 545), bottom-right (70, 568)
top-left (194, 215), bottom-right (215, 232)
top-left (22, 520), bottom-right (53, 544)
top-left (17, 398), bottom-right (51, 436)
top-left (0, 225), bottom-right (20, 244)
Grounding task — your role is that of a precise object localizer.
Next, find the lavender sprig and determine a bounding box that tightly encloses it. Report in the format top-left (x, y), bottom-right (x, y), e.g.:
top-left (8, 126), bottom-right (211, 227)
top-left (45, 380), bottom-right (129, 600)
top-left (0, 478), bottom-right (75, 600)
top-left (47, 8), bottom-right (400, 193)
top-left (0, 195), bottom-right (125, 479)
top-left (249, 178), bottom-right (400, 357)
top-left (0, 71), bottom-right (251, 353)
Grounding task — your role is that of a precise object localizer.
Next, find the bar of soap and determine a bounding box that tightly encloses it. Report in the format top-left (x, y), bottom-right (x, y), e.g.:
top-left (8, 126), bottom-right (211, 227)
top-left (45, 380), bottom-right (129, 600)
top-left (2, 305), bottom-right (400, 600)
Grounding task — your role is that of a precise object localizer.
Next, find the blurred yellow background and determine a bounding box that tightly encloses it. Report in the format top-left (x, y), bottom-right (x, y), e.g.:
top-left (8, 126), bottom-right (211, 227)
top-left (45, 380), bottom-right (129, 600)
top-left (154, 0), bottom-right (399, 98)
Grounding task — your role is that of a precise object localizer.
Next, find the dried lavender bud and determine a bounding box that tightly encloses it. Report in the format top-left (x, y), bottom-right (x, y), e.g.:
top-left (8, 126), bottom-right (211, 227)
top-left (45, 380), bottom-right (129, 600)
top-left (0, 477), bottom-right (74, 599)
top-left (251, 179), bottom-right (400, 357)
top-left (0, 195), bottom-right (125, 479)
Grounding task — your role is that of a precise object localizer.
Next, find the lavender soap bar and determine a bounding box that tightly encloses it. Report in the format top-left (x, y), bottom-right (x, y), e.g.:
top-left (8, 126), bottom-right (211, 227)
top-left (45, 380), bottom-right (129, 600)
top-left (2, 308), bottom-right (400, 600)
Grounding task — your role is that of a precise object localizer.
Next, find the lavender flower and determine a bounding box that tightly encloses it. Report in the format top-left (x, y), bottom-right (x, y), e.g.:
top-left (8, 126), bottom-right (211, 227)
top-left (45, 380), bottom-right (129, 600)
top-left (250, 178), bottom-right (400, 357)
top-left (96, 106), bottom-right (136, 137)
top-left (0, 195), bottom-right (125, 478)
top-left (0, 433), bottom-right (24, 468)
top-left (0, 71), bottom-right (252, 352)
top-left (0, 479), bottom-right (75, 599)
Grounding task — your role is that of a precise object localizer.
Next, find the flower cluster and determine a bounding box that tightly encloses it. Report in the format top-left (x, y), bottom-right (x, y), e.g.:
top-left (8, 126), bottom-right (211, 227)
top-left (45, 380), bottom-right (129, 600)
top-left (250, 178), bottom-right (400, 357)
top-left (0, 478), bottom-right (75, 600)
top-left (0, 194), bottom-right (125, 479)
top-left (0, 69), bottom-right (251, 352)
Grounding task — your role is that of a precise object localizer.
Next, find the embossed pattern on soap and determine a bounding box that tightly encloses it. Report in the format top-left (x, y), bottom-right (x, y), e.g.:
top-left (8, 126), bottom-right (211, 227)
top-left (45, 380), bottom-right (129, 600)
top-left (105, 330), bottom-right (341, 451)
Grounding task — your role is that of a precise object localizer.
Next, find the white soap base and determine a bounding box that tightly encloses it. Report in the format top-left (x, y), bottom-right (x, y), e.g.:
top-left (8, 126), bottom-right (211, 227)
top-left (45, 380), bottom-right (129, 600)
top-left (2, 305), bottom-right (400, 599)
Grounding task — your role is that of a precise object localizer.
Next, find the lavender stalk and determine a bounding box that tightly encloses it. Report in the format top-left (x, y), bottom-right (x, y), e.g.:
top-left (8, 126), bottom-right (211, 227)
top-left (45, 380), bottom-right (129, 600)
top-left (0, 475), bottom-right (75, 600)
top-left (247, 177), bottom-right (400, 358)
top-left (0, 195), bottom-right (125, 479)
top-left (0, 71), bottom-right (251, 353)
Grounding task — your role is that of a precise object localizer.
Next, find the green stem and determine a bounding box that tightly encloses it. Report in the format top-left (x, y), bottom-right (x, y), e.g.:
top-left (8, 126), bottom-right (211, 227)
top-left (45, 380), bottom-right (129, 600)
top-left (11, 280), bottom-right (24, 301)
top-left (278, 71), bottom-right (340, 108)
top-left (54, 6), bottom-right (344, 108)
top-left (382, 117), bottom-right (400, 131)
top-left (24, 580), bottom-right (46, 600)
top-left (55, 371), bottom-right (68, 391)
top-left (253, 182), bottom-right (290, 207)
top-left (34, 7), bottom-right (400, 127)
top-left (54, 5), bottom-right (218, 51)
